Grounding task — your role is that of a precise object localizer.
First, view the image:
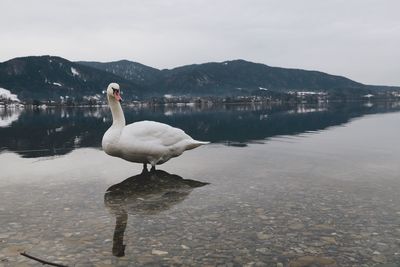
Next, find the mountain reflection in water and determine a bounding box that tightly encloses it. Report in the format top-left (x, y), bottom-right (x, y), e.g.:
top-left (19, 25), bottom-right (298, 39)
top-left (0, 102), bottom-right (399, 158)
top-left (104, 169), bottom-right (208, 257)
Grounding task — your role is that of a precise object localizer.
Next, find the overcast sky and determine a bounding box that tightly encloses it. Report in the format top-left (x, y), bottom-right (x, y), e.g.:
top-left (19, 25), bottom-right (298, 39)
top-left (1, 0), bottom-right (399, 85)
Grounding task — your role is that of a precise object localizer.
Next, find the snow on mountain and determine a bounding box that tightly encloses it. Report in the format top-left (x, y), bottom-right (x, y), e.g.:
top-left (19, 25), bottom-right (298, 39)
top-left (0, 88), bottom-right (20, 102)
top-left (70, 67), bottom-right (80, 77)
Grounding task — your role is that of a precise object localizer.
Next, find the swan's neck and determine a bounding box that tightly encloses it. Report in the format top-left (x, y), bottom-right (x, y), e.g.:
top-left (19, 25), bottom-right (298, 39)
top-left (108, 95), bottom-right (126, 128)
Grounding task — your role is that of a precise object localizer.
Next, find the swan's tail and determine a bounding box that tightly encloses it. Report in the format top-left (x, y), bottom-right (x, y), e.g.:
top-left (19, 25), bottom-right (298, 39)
top-left (185, 140), bottom-right (210, 150)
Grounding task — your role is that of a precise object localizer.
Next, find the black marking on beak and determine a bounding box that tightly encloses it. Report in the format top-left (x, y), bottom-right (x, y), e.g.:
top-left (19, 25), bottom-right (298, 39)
top-left (112, 88), bottom-right (122, 102)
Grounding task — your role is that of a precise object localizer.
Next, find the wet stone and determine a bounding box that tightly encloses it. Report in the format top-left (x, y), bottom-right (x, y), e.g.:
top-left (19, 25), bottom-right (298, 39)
top-left (0, 234), bottom-right (9, 239)
top-left (311, 224), bottom-right (335, 231)
top-left (151, 249), bottom-right (168, 256)
top-left (288, 256), bottom-right (336, 267)
top-left (256, 232), bottom-right (271, 240)
top-left (288, 223), bottom-right (305, 230)
top-left (255, 248), bottom-right (270, 254)
top-left (372, 253), bottom-right (387, 263)
top-left (321, 236), bottom-right (337, 245)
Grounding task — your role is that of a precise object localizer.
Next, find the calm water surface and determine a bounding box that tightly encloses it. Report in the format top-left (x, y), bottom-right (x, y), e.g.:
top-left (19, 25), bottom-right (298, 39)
top-left (0, 102), bottom-right (400, 266)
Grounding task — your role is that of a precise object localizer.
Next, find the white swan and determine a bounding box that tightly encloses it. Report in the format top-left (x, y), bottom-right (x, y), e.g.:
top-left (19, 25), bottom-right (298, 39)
top-left (102, 83), bottom-right (208, 169)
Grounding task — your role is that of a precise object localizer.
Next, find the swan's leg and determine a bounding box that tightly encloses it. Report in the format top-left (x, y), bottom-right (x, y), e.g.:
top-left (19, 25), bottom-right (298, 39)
top-left (149, 159), bottom-right (156, 172)
top-left (142, 163), bottom-right (148, 173)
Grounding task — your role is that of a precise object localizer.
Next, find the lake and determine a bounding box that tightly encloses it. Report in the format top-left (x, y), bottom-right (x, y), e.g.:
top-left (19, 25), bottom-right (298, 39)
top-left (1, 102), bottom-right (400, 266)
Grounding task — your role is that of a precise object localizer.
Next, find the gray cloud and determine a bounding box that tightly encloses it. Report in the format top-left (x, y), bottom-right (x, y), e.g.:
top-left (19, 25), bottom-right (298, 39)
top-left (1, 0), bottom-right (399, 85)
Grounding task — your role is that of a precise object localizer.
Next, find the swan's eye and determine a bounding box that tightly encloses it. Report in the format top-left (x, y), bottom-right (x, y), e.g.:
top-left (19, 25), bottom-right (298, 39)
top-left (112, 87), bottom-right (122, 102)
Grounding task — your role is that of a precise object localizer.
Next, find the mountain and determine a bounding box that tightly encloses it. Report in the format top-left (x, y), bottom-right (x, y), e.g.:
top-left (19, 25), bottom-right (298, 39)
top-left (158, 60), bottom-right (367, 95)
top-left (1, 56), bottom-right (398, 102)
top-left (0, 56), bottom-right (146, 101)
top-left (77, 60), bottom-right (163, 86)
top-left (78, 59), bottom-right (397, 96)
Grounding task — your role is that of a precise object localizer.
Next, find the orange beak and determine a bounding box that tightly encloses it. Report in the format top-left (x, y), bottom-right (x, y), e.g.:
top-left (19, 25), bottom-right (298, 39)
top-left (114, 90), bottom-right (122, 102)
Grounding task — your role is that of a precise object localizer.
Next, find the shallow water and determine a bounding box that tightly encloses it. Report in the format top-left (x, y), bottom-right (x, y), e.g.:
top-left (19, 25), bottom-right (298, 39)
top-left (1, 102), bottom-right (400, 266)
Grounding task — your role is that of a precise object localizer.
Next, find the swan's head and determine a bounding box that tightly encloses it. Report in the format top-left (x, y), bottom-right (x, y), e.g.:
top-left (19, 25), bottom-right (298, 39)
top-left (107, 83), bottom-right (122, 102)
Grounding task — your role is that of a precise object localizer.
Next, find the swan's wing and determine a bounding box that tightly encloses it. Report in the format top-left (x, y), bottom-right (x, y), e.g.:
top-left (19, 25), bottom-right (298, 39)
top-left (122, 121), bottom-right (191, 147)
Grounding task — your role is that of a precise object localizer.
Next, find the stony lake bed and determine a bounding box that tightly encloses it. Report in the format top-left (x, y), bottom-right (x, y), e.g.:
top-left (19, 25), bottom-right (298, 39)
top-left (1, 102), bottom-right (400, 266)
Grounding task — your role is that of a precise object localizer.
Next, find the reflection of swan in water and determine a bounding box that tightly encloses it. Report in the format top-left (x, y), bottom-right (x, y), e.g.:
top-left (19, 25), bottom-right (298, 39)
top-left (104, 169), bottom-right (208, 257)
